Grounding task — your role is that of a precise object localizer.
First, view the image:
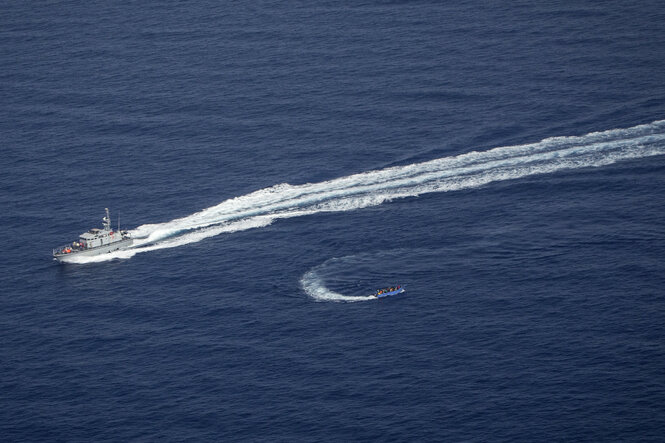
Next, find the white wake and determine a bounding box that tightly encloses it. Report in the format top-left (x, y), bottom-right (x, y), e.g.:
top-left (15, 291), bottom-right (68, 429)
top-left (64, 119), bottom-right (665, 263)
top-left (300, 268), bottom-right (377, 303)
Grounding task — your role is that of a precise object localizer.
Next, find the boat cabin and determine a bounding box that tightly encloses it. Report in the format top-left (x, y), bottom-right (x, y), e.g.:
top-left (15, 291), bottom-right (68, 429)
top-left (79, 228), bottom-right (117, 249)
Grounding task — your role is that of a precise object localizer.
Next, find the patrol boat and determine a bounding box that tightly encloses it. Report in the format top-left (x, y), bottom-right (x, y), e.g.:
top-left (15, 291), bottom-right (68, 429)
top-left (53, 208), bottom-right (132, 262)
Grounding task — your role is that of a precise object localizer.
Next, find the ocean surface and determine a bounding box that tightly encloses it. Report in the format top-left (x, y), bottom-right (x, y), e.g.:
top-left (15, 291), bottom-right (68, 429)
top-left (2, 1), bottom-right (665, 441)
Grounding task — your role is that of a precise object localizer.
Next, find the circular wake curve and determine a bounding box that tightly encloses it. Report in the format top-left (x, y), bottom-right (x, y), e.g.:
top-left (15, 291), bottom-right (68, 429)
top-left (300, 268), bottom-right (376, 303)
top-left (300, 253), bottom-right (413, 302)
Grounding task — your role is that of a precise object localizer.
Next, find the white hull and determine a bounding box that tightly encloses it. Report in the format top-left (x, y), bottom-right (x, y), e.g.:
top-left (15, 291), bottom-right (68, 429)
top-left (53, 238), bottom-right (133, 263)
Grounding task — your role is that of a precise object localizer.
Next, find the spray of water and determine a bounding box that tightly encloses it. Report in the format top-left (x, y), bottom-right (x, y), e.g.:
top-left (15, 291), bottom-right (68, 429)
top-left (61, 120), bottom-right (665, 264)
top-left (300, 268), bottom-right (378, 303)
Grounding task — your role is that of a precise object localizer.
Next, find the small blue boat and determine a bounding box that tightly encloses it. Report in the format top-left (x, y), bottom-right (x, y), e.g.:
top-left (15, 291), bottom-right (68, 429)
top-left (374, 286), bottom-right (405, 298)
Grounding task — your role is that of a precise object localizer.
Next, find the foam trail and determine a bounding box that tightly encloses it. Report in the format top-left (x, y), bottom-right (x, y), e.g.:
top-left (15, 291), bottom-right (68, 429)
top-left (67, 120), bottom-right (665, 263)
top-left (300, 269), bottom-right (376, 303)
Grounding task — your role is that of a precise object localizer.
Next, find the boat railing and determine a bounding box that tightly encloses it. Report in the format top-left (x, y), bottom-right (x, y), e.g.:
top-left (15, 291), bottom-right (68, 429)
top-left (53, 243), bottom-right (86, 255)
top-left (53, 234), bottom-right (132, 255)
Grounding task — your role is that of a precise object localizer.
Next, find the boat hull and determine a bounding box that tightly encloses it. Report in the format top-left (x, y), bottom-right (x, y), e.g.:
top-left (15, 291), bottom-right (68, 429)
top-left (53, 238), bottom-right (133, 263)
top-left (375, 288), bottom-right (406, 298)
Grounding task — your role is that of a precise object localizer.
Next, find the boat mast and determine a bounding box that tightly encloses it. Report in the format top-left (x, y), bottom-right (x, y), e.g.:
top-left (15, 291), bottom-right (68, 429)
top-left (103, 208), bottom-right (111, 231)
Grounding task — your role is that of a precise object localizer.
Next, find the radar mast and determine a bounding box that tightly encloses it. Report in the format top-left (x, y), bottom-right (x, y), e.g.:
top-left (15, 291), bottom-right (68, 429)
top-left (103, 208), bottom-right (111, 231)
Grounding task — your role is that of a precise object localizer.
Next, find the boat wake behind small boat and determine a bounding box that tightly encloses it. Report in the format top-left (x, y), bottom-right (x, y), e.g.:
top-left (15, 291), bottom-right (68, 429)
top-left (373, 285), bottom-right (405, 298)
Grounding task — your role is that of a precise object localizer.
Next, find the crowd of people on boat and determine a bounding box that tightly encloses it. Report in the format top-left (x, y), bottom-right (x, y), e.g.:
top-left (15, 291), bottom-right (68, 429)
top-left (376, 285), bottom-right (401, 295)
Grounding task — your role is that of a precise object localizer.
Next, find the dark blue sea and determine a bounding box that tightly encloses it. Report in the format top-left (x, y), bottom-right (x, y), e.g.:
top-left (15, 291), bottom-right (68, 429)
top-left (2, 1), bottom-right (665, 441)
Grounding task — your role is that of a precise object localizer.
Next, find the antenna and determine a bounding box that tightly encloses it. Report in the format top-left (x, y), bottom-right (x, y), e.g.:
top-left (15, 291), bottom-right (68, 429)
top-left (103, 208), bottom-right (111, 231)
